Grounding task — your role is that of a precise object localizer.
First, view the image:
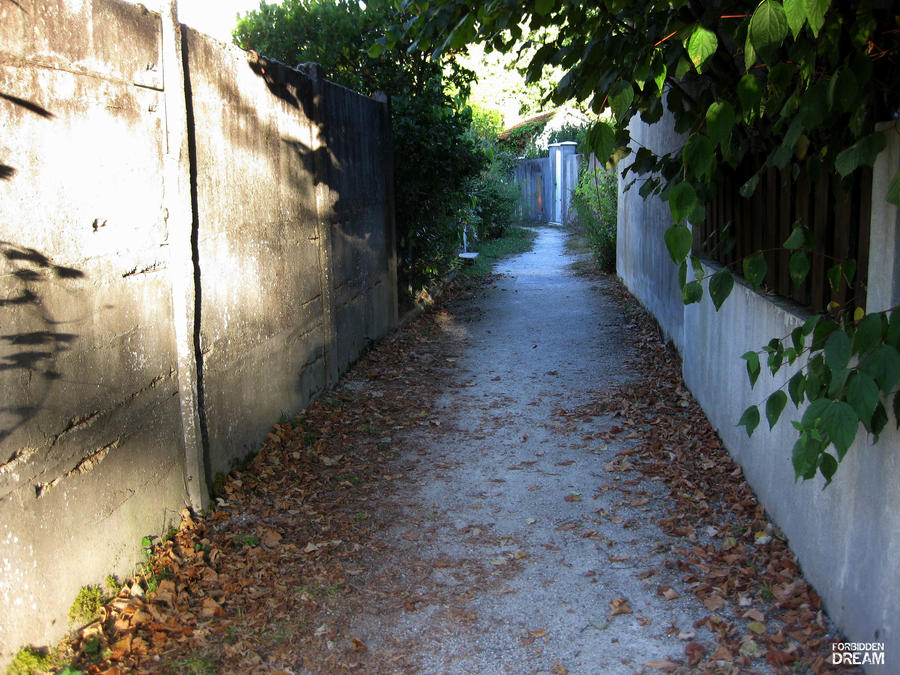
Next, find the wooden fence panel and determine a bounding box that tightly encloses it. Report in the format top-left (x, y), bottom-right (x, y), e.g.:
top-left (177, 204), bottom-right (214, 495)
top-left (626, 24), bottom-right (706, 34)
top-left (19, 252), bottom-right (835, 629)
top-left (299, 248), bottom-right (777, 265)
top-left (696, 162), bottom-right (871, 314)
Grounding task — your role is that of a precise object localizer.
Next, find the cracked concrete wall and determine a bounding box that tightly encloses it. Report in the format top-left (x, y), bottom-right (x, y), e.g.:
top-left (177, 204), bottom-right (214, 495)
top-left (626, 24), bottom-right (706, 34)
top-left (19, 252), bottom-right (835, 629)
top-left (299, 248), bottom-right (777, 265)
top-left (184, 35), bottom-right (397, 478)
top-left (0, 1), bottom-right (396, 663)
top-left (0, 0), bottom-right (189, 661)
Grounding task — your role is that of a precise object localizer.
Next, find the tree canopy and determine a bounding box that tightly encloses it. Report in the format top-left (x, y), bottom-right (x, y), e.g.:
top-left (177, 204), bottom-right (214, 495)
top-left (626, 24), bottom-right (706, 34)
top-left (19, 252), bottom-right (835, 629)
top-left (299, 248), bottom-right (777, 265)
top-left (389, 0), bottom-right (900, 484)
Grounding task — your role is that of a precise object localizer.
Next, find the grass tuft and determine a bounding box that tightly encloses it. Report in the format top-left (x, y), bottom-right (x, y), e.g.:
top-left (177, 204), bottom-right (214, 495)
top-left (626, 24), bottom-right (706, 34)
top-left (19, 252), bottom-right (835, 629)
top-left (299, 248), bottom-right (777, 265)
top-left (462, 224), bottom-right (539, 277)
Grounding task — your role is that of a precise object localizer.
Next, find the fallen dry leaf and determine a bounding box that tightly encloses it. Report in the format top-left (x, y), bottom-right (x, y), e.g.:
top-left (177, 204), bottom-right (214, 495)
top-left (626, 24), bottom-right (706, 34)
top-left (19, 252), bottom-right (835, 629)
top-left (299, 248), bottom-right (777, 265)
top-left (609, 597), bottom-right (633, 616)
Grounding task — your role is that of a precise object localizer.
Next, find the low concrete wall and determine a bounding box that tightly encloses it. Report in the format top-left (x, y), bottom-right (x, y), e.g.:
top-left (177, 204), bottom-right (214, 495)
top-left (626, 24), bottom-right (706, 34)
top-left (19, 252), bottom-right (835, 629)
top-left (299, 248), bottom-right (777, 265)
top-left (618, 116), bottom-right (900, 669)
top-left (0, 0), bottom-right (396, 662)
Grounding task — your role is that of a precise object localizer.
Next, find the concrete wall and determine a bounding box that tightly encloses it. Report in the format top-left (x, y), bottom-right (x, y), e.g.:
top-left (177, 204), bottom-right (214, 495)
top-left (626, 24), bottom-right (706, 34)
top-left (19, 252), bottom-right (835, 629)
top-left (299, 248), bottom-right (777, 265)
top-left (616, 110), bottom-right (686, 352)
top-left (618, 116), bottom-right (900, 669)
top-left (0, 0), bottom-right (396, 662)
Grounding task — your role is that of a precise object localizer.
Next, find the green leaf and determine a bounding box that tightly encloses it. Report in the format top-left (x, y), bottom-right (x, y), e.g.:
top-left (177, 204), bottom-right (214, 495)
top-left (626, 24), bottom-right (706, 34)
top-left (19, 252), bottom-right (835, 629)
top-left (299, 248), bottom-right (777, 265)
top-left (802, 314), bottom-right (821, 337)
top-left (609, 80), bottom-right (634, 121)
top-left (804, 0), bottom-right (831, 37)
top-left (651, 51), bottom-right (667, 93)
top-left (749, 0), bottom-right (789, 59)
top-left (687, 25), bottom-right (718, 73)
top-left (709, 269), bottom-right (734, 310)
top-left (664, 224), bottom-right (693, 264)
top-left (789, 251), bottom-right (810, 285)
top-left (744, 32), bottom-right (758, 71)
top-left (367, 43), bottom-right (383, 58)
top-left (738, 74), bottom-right (762, 121)
top-left (821, 400), bottom-right (858, 459)
top-left (894, 391), bottom-right (900, 430)
top-left (668, 182), bottom-right (697, 223)
top-left (802, 397), bottom-right (831, 428)
top-left (788, 371), bottom-right (806, 406)
top-left (871, 403), bottom-right (888, 438)
top-left (587, 122), bottom-right (616, 163)
top-left (888, 310), bottom-right (900, 349)
top-left (853, 313), bottom-right (884, 356)
top-left (792, 433), bottom-right (820, 480)
top-left (683, 135), bottom-right (714, 178)
top-left (766, 390), bottom-right (788, 429)
top-left (534, 0), bottom-right (554, 16)
top-left (706, 101), bottom-right (735, 147)
top-left (824, 330), bottom-right (851, 373)
top-left (739, 405), bottom-right (760, 436)
top-left (791, 326), bottom-right (805, 352)
top-left (783, 225), bottom-right (807, 250)
top-left (835, 132), bottom-right (887, 177)
top-left (742, 351), bottom-right (761, 387)
top-left (887, 169), bottom-right (900, 206)
top-left (861, 344), bottom-right (900, 394)
top-left (742, 251), bottom-right (767, 289)
top-left (682, 280), bottom-right (703, 304)
top-left (783, 0), bottom-right (807, 38)
top-left (740, 172), bottom-right (761, 198)
top-left (846, 372), bottom-right (880, 428)
top-left (819, 452), bottom-right (838, 486)
top-left (843, 259), bottom-right (857, 284)
top-left (826, 264), bottom-right (842, 293)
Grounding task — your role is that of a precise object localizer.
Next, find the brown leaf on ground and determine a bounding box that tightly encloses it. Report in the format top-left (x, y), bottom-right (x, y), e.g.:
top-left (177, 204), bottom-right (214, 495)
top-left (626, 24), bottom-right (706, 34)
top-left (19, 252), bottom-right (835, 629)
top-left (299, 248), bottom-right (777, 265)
top-left (609, 597), bottom-right (633, 616)
top-left (685, 641), bottom-right (706, 666)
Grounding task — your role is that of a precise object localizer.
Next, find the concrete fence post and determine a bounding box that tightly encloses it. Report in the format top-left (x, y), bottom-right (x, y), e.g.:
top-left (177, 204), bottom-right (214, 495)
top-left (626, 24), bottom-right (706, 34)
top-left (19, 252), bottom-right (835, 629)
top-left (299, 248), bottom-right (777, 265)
top-left (161, 0), bottom-right (207, 511)
top-left (866, 120), bottom-right (900, 315)
top-left (558, 141), bottom-right (578, 225)
top-left (549, 143), bottom-right (561, 223)
top-left (299, 63), bottom-right (340, 388)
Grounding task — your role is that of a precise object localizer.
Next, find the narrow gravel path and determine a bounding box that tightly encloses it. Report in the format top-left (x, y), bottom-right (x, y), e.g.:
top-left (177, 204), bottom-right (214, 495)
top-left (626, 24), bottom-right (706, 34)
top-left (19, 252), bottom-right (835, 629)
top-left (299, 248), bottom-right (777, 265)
top-left (340, 226), bottom-right (726, 673)
top-left (84, 224), bottom-right (846, 674)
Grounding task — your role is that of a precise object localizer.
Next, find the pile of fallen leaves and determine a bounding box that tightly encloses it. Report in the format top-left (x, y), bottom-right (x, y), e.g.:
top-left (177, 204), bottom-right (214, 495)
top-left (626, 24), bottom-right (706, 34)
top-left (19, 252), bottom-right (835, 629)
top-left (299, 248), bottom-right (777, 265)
top-left (567, 278), bottom-right (857, 674)
top-left (58, 283), bottom-right (471, 674)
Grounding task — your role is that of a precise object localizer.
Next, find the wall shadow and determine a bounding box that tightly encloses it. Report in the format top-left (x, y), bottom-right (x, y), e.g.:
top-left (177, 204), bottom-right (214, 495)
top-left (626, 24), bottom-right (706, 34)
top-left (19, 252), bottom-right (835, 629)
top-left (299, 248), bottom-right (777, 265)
top-left (0, 241), bottom-right (86, 447)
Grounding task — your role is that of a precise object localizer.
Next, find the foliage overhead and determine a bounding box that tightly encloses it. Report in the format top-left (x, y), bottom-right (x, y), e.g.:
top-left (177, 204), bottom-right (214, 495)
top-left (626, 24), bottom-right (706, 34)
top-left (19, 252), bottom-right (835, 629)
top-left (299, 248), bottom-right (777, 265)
top-left (392, 0), bottom-right (900, 484)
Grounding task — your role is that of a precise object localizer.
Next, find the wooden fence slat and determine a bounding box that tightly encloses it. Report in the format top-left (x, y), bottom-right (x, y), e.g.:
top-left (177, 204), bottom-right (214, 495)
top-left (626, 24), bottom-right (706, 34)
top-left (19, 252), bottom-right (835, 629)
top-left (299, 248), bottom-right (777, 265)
top-left (693, 159), bottom-right (870, 315)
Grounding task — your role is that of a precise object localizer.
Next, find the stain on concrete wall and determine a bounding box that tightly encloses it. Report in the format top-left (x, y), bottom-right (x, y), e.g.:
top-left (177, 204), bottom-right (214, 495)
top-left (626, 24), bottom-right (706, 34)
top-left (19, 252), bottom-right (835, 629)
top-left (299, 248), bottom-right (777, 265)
top-left (0, 0), bottom-right (396, 662)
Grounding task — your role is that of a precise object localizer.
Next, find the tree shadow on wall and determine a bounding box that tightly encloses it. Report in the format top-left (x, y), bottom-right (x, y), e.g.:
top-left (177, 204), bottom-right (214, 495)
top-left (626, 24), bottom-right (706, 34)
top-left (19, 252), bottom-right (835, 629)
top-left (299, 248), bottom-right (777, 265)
top-left (0, 242), bottom-right (86, 449)
top-left (0, 92), bottom-right (85, 452)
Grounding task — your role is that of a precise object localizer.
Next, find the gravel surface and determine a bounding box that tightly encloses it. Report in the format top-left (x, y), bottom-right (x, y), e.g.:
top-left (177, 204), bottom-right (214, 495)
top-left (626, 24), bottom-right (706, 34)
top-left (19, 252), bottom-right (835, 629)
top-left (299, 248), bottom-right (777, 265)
top-left (340, 226), bottom-right (746, 673)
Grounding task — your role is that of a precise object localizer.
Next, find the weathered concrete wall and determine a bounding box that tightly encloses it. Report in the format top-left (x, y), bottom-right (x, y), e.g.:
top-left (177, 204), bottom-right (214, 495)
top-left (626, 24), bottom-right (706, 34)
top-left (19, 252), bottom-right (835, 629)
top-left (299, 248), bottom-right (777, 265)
top-left (183, 31), bottom-right (328, 476)
top-left (0, 0), bottom-right (189, 658)
top-left (0, 0), bottom-right (396, 663)
top-left (618, 116), bottom-right (900, 669)
top-left (318, 78), bottom-right (397, 377)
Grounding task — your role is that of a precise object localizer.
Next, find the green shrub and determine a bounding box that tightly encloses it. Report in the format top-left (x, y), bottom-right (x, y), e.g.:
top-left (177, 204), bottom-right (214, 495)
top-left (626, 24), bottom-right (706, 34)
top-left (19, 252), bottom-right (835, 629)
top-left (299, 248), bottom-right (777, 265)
top-left (572, 164), bottom-right (617, 272)
top-left (467, 148), bottom-right (519, 241)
